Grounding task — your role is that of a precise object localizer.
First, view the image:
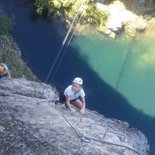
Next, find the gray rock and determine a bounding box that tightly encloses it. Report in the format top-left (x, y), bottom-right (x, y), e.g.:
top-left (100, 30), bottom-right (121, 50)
top-left (0, 78), bottom-right (150, 155)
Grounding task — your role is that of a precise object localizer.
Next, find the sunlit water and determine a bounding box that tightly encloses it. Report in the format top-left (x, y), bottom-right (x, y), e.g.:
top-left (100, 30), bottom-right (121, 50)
top-left (0, 0), bottom-right (155, 154)
top-left (72, 32), bottom-right (155, 117)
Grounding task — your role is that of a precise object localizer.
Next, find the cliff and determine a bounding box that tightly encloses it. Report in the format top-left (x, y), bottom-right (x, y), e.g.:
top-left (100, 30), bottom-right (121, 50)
top-left (0, 35), bottom-right (37, 80)
top-left (0, 78), bottom-right (150, 155)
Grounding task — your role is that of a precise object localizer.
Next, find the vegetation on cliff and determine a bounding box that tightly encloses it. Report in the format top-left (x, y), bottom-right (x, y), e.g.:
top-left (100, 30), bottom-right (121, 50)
top-left (0, 14), bottom-right (37, 80)
top-left (0, 14), bottom-right (13, 36)
top-left (0, 35), bottom-right (37, 80)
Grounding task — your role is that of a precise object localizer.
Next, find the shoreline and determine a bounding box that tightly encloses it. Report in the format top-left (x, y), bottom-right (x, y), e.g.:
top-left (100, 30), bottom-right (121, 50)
top-left (72, 1), bottom-right (155, 39)
top-left (73, 16), bottom-right (155, 40)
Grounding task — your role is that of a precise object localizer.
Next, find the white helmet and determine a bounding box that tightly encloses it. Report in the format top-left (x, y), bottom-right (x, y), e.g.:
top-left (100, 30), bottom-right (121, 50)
top-left (73, 77), bottom-right (83, 85)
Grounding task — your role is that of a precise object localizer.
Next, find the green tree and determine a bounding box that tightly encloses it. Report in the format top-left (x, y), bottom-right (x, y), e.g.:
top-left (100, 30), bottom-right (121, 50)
top-left (34, 0), bottom-right (76, 18)
top-left (84, 2), bottom-right (108, 26)
top-left (33, 0), bottom-right (108, 27)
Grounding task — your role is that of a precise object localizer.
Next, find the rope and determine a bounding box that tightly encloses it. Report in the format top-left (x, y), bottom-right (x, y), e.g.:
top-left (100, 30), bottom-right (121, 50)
top-left (62, 109), bottom-right (82, 138)
top-left (61, 108), bottom-right (141, 155)
top-left (49, 12), bottom-right (84, 83)
top-left (44, 3), bottom-right (85, 84)
top-left (82, 136), bottom-right (140, 155)
top-left (44, 40), bottom-right (66, 83)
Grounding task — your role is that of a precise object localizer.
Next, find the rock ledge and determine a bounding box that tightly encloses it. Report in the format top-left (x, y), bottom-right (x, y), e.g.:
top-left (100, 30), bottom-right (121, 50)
top-left (0, 78), bottom-right (150, 155)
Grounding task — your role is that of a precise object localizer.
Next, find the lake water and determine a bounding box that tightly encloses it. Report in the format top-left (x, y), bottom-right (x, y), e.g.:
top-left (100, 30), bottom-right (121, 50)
top-left (0, 0), bottom-right (155, 154)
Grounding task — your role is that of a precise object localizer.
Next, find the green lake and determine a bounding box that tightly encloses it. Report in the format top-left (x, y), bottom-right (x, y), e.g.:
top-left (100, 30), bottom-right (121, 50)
top-left (72, 31), bottom-right (155, 117)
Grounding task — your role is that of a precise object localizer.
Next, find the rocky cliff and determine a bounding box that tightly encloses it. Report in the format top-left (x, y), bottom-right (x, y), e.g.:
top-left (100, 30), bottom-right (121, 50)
top-left (0, 35), bottom-right (37, 80)
top-left (0, 78), bottom-right (150, 155)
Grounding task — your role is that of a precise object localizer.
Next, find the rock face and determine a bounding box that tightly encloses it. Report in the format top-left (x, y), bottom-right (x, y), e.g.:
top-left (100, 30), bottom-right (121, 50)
top-left (0, 78), bottom-right (150, 155)
top-left (0, 35), bottom-right (37, 80)
top-left (96, 1), bottom-right (148, 38)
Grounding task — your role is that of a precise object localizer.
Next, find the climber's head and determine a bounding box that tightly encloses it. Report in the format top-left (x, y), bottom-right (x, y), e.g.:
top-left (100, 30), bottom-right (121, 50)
top-left (73, 77), bottom-right (83, 85)
top-left (0, 66), bottom-right (4, 73)
top-left (72, 77), bottom-right (83, 92)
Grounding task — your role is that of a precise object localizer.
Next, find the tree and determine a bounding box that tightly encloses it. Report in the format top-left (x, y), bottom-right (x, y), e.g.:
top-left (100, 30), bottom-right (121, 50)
top-left (33, 0), bottom-right (108, 27)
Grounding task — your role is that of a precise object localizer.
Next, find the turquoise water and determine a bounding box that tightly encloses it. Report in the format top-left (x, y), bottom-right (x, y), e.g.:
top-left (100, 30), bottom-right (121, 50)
top-left (1, 0), bottom-right (155, 153)
top-left (72, 32), bottom-right (155, 117)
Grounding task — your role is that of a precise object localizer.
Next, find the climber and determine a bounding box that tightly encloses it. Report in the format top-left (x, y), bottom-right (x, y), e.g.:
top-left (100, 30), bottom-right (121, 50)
top-left (56, 77), bottom-right (86, 114)
top-left (0, 63), bottom-right (11, 80)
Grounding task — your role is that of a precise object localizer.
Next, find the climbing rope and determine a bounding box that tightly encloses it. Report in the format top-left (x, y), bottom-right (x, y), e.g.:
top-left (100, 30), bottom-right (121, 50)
top-left (62, 109), bottom-right (82, 138)
top-left (45, 3), bottom-right (85, 84)
top-left (49, 12), bottom-right (85, 83)
top-left (62, 108), bottom-right (141, 155)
